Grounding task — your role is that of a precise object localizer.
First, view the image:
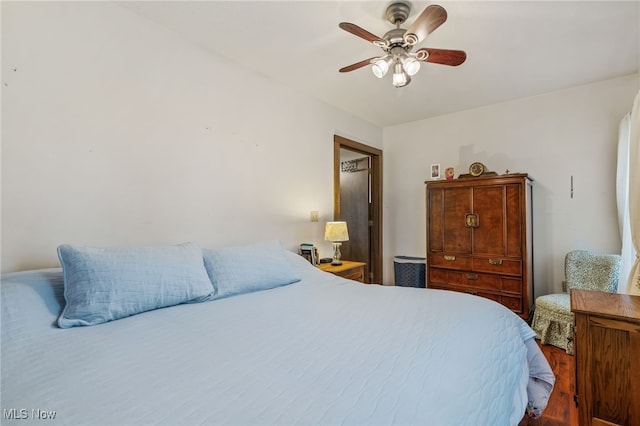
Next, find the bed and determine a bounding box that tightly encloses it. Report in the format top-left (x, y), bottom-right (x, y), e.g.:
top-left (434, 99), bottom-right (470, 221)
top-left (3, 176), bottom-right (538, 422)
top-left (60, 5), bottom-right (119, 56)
top-left (1, 241), bottom-right (554, 425)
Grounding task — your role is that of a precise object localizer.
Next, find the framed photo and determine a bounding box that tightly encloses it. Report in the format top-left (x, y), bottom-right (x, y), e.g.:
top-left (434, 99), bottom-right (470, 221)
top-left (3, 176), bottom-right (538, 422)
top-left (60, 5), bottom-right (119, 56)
top-left (430, 163), bottom-right (440, 180)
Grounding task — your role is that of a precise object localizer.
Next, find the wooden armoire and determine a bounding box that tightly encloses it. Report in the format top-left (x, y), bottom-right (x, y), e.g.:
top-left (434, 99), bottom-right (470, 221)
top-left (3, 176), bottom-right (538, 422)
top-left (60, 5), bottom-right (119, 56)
top-left (425, 173), bottom-right (534, 320)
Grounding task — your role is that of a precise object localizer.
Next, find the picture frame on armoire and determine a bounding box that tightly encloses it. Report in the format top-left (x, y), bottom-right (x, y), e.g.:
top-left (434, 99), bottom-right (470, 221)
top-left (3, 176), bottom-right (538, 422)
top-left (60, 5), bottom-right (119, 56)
top-left (430, 163), bottom-right (440, 180)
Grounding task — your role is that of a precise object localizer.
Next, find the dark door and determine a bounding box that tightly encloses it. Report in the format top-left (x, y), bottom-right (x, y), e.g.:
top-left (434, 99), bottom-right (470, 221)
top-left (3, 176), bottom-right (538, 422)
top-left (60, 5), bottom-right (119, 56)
top-left (340, 156), bottom-right (370, 277)
top-left (334, 135), bottom-right (382, 284)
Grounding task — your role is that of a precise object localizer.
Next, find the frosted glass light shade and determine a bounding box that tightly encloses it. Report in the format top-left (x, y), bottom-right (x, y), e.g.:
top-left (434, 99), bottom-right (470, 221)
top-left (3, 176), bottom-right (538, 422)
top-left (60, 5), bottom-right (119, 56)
top-left (392, 63), bottom-right (409, 88)
top-left (371, 57), bottom-right (391, 78)
top-left (403, 56), bottom-right (421, 76)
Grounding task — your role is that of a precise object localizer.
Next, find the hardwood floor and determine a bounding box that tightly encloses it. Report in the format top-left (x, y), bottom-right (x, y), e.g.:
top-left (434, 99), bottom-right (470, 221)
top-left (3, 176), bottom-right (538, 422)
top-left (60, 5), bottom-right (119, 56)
top-left (519, 341), bottom-right (578, 426)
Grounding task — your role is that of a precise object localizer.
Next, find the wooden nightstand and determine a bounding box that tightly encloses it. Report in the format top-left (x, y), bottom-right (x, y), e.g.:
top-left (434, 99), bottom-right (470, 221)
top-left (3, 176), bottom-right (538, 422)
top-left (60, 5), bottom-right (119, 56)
top-left (571, 289), bottom-right (640, 426)
top-left (318, 261), bottom-right (367, 283)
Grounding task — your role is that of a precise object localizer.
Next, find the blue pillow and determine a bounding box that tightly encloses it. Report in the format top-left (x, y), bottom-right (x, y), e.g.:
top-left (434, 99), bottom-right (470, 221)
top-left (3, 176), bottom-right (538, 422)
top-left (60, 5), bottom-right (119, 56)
top-left (203, 240), bottom-right (301, 299)
top-left (57, 243), bottom-right (214, 328)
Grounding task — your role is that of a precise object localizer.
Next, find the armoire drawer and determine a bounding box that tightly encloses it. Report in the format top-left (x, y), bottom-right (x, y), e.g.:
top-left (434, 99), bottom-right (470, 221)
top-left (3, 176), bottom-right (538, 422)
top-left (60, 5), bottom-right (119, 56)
top-left (428, 281), bottom-right (523, 313)
top-left (429, 253), bottom-right (472, 271)
top-left (429, 267), bottom-right (523, 294)
top-left (430, 254), bottom-right (521, 276)
top-left (471, 290), bottom-right (522, 312)
top-left (472, 257), bottom-right (522, 276)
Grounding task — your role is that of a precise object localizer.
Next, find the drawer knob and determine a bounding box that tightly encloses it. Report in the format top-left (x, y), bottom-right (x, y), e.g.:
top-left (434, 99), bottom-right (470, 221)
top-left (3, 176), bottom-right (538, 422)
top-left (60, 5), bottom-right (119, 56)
top-left (488, 258), bottom-right (503, 265)
top-left (466, 273), bottom-right (478, 280)
top-left (444, 255), bottom-right (456, 261)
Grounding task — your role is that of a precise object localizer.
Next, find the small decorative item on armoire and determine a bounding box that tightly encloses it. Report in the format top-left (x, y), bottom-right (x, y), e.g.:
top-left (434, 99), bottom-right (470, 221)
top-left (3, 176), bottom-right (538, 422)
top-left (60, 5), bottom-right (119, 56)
top-left (469, 161), bottom-right (485, 176)
top-left (430, 164), bottom-right (440, 180)
top-left (445, 167), bottom-right (455, 180)
top-left (458, 162), bottom-right (497, 178)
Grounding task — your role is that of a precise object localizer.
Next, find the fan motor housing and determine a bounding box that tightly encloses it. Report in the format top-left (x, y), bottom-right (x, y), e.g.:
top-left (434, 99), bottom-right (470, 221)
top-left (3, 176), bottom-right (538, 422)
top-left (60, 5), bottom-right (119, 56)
top-left (385, 2), bottom-right (411, 25)
top-left (383, 28), bottom-right (408, 47)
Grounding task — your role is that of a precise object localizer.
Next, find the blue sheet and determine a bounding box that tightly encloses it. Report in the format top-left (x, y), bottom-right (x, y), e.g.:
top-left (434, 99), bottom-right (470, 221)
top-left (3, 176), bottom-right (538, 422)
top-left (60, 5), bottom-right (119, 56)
top-left (1, 251), bottom-right (545, 425)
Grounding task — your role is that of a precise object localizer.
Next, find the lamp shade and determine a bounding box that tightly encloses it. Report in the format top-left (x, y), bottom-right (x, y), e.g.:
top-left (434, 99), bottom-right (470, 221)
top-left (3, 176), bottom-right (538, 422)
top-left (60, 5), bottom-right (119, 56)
top-left (324, 221), bottom-right (349, 242)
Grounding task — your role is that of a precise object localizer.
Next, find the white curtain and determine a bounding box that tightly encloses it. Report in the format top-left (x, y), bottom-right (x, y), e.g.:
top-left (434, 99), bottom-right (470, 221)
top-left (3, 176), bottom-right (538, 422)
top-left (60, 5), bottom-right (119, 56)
top-left (617, 113), bottom-right (633, 291)
top-left (621, 91), bottom-right (640, 295)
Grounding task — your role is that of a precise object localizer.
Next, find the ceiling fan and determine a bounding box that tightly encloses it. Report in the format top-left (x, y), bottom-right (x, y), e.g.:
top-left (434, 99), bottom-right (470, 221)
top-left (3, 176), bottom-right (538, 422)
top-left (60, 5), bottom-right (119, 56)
top-left (339, 2), bottom-right (466, 88)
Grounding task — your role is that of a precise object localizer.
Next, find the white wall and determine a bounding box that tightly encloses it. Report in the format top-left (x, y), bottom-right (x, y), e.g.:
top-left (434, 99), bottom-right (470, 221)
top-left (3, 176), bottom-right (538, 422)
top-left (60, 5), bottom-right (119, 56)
top-left (2, 2), bottom-right (636, 291)
top-left (383, 75), bottom-right (638, 295)
top-left (1, 2), bottom-right (382, 273)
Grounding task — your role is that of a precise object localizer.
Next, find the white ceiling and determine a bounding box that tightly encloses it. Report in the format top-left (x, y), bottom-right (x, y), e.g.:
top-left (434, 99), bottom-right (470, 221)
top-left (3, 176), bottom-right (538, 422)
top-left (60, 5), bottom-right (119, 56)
top-left (119, 1), bottom-right (640, 127)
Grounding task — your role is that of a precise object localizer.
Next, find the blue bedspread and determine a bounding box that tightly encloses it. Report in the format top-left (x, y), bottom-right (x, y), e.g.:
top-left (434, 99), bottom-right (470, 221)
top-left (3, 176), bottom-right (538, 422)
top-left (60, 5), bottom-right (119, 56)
top-left (2, 252), bottom-right (541, 425)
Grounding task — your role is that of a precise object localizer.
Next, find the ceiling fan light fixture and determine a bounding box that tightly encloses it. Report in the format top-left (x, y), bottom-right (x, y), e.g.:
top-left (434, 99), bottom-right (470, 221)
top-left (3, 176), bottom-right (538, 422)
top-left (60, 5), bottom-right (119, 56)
top-left (402, 56), bottom-right (421, 76)
top-left (338, 3), bottom-right (465, 88)
top-left (371, 57), bottom-right (392, 78)
top-left (392, 63), bottom-right (409, 88)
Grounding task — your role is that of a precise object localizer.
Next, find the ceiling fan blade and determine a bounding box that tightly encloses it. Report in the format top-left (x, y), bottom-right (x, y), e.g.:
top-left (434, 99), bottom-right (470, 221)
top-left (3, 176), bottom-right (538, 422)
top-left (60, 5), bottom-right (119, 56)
top-left (416, 48), bottom-right (466, 66)
top-left (404, 5), bottom-right (448, 45)
top-left (339, 22), bottom-right (384, 44)
top-left (339, 58), bottom-right (376, 73)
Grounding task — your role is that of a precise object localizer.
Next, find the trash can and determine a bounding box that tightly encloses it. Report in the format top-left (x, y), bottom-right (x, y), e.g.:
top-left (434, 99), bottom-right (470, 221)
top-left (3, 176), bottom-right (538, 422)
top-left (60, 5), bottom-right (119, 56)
top-left (394, 256), bottom-right (426, 288)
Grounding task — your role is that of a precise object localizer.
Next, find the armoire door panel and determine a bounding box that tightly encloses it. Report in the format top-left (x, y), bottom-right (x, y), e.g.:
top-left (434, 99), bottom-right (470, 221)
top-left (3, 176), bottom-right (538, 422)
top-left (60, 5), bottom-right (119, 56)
top-left (428, 189), bottom-right (444, 252)
top-left (471, 186), bottom-right (506, 256)
top-left (505, 184), bottom-right (523, 257)
top-left (443, 188), bottom-right (472, 253)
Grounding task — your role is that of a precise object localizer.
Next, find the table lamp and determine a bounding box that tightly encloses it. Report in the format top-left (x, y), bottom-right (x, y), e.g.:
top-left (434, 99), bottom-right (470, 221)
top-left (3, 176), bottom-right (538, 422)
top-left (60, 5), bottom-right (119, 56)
top-left (324, 221), bottom-right (349, 265)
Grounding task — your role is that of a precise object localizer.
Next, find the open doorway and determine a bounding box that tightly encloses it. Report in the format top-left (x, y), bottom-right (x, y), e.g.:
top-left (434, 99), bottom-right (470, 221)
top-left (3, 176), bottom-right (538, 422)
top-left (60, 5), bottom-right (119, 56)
top-left (333, 135), bottom-right (383, 284)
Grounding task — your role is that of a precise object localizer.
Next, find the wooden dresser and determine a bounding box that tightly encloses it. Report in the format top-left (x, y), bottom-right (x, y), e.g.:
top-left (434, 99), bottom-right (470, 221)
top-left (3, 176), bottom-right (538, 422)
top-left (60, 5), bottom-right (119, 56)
top-left (571, 289), bottom-right (640, 426)
top-left (425, 173), bottom-right (534, 320)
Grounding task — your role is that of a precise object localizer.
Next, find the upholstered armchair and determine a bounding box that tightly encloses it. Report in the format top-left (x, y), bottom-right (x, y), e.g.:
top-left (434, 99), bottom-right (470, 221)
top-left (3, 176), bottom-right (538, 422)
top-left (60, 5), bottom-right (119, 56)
top-left (531, 250), bottom-right (621, 354)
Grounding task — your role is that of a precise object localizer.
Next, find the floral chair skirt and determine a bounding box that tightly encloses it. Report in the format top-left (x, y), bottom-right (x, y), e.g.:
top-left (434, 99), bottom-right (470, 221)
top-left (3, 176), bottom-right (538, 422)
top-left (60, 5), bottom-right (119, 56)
top-left (531, 293), bottom-right (574, 354)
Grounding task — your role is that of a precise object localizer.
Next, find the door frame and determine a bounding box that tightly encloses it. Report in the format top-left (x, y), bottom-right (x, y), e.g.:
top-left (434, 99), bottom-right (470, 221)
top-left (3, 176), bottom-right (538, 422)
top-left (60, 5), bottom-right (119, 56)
top-left (333, 135), bottom-right (383, 283)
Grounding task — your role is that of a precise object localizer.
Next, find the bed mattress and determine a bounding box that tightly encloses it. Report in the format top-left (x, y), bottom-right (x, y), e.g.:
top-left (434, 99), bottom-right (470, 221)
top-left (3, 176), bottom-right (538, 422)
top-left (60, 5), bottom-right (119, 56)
top-left (2, 252), bottom-right (546, 425)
